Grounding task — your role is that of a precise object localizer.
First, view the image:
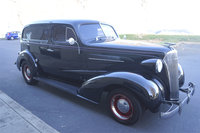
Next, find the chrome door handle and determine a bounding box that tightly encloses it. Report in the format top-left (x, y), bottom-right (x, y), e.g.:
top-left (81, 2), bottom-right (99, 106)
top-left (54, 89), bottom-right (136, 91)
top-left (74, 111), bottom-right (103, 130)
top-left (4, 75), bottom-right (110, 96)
top-left (40, 46), bottom-right (46, 50)
top-left (46, 48), bottom-right (54, 52)
top-left (26, 43), bottom-right (30, 46)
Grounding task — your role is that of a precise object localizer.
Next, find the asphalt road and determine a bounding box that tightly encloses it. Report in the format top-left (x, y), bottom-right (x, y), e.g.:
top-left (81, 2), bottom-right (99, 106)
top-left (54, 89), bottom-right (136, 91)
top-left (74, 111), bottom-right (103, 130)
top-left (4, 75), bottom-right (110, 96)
top-left (0, 40), bottom-right (199, 133)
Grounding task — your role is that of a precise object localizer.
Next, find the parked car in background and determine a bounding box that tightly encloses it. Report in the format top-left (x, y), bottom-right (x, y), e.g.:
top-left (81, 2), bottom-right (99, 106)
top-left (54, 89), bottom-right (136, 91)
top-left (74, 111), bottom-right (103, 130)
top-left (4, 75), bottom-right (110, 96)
top-left (5, 31), bottom-right (20, 40)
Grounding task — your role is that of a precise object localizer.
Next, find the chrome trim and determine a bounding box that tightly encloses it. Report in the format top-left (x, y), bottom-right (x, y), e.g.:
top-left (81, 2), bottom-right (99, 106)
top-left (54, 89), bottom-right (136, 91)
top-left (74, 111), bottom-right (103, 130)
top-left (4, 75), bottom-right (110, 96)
top-left (155, 59), bottom-right (163, 73)
top-left (147, 80), bottom-right (160, 99)
top-left (46, 48), bottom-right (54, 52)
top-left (61, 70), bottom-right (107, 73)
top-left (163, 49), bottom-right (179, 100)
top-left (117, 99), bottom-right (130, 113)
top-left (178, 63), bottom-right (184, 79)
top-left (88, 57), bottom-right (124, 63)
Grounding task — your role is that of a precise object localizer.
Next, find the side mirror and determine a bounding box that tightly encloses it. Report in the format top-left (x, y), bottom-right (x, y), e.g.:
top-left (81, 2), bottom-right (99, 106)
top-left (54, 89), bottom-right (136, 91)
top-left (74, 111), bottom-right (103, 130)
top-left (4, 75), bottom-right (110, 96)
top-left (67, 38), bottom-right (75, 45)
top-left (66, 37), bottom-right (81, 54)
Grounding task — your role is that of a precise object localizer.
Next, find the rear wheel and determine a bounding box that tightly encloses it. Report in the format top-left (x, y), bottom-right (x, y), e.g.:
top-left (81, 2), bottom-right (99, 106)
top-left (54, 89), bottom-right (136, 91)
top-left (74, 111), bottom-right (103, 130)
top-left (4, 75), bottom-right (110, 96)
top-left (107, 89), bottom-right (143, 125)
top-left (21, 61), bottom-right (37, 85)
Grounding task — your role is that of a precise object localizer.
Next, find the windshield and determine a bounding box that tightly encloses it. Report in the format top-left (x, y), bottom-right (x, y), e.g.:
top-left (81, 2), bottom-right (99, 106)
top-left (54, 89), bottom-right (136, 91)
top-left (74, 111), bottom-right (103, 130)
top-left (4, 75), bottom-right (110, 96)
top-left (79, 23), bottom-right (118, 43)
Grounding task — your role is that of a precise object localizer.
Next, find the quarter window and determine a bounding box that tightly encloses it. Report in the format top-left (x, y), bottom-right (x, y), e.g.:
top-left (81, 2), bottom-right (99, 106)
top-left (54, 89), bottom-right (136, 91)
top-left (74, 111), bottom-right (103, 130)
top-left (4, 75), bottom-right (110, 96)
top-left (22, 24), bottom-right (50, 41)
top-left (66, 27), bottom-right (76, 40)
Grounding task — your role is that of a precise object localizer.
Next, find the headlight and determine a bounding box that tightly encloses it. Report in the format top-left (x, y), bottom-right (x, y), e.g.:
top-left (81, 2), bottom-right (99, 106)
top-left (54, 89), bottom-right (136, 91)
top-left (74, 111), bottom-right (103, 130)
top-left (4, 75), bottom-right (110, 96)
top-left (155, 59), bottom-right (163, 73)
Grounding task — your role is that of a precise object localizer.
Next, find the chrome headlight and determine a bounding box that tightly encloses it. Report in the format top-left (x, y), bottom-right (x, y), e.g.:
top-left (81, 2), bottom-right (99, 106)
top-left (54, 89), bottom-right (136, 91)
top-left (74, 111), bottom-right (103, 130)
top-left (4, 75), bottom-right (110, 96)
top-left (155, 59), bottom-right (163, 73)
top-left (141, 59), bottom-right (163, 73)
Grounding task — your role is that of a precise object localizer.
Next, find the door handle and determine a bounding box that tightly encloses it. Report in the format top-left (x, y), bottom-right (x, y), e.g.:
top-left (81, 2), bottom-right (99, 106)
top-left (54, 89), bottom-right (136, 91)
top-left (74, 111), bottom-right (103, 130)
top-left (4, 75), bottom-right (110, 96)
top-left (40, 46), bottom-right (46, 50)
top-left (46, 48), bottom-right (54, 52)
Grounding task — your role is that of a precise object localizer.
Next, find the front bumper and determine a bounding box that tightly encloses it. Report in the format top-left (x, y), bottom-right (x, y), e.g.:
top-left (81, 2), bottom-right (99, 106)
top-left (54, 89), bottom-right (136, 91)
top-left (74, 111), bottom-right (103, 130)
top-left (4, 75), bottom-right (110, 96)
top-left (160, 82), bottom-right (195, 119)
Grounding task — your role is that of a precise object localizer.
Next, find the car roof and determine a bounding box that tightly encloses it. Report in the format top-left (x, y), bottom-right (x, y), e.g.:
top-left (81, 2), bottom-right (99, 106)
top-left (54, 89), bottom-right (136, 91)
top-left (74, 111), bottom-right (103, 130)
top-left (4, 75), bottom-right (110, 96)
top-left (28, 19), bottom-right (100, 26)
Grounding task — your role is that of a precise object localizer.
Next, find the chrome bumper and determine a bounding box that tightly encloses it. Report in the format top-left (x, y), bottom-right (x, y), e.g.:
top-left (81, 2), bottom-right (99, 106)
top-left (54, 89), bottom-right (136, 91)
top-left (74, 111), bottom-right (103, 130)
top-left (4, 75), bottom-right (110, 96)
top-left (160, 82), bottom-right (195, 119)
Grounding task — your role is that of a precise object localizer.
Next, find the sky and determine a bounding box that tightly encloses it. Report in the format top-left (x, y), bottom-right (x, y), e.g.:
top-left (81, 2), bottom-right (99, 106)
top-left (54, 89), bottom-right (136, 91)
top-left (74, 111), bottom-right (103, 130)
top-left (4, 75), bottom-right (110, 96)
top-left (0, 0), bottom-right (199, 36)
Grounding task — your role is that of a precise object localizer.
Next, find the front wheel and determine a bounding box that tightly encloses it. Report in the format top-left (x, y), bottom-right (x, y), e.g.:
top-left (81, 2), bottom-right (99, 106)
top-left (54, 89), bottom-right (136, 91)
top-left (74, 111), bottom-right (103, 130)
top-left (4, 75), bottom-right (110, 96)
top-left (107, 89), bottom-right (143, 125)
top-left (21, 61), bottom-right (38, 85)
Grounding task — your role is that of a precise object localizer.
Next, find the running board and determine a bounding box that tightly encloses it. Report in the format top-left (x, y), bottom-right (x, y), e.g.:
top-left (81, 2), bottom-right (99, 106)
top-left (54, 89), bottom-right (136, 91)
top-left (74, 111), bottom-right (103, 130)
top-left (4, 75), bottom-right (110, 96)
top-left (34, 77), bottom-right (78, 95)
top-left (34, 76), bottom-right (98, 104)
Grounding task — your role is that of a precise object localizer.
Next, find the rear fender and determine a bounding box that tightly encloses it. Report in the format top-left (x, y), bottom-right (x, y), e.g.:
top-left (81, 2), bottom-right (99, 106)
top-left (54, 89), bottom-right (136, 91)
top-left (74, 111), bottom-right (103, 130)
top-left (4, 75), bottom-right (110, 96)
top-left (16, 49), bottom-right (37, 70)
top-left (78, 72), bottom-right (160, 107)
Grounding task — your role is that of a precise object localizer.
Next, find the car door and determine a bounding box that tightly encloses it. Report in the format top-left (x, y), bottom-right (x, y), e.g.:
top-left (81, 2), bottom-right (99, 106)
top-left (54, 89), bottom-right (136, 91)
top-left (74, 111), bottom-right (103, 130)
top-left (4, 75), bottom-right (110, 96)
top-left (78, 23), bottom-right (122, 79)
top-left (46, 24), bottom-right (86, 80)
top-left (21, 24), bottom-right (52, 72)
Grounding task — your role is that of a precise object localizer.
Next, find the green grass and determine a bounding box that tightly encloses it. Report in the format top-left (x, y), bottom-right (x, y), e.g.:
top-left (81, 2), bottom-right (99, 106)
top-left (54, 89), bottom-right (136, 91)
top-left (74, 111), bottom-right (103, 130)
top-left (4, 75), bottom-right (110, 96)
top-left (119, 34), bottom-right (200, 43)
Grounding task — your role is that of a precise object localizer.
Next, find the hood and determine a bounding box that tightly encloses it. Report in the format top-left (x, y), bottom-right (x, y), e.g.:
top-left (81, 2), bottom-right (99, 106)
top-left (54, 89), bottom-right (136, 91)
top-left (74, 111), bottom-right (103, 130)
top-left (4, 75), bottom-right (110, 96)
top-left (87, 39), bottom-right (171, 54)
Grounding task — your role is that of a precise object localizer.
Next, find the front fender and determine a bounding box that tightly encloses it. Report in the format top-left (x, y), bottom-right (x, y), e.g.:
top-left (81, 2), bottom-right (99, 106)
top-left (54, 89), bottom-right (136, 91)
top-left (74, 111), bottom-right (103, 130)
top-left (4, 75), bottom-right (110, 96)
top-left (16, 49), bottom-right (37, 70)
top-left (78, 72), bottom-right (161, 108)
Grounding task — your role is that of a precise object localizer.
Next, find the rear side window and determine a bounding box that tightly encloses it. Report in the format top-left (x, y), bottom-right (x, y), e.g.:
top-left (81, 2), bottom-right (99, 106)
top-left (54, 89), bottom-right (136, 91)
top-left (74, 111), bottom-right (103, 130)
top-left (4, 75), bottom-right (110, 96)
top-left (52, 24), bottom-right (77, 42)
top-left (22, 24), bottom-right (50, 41)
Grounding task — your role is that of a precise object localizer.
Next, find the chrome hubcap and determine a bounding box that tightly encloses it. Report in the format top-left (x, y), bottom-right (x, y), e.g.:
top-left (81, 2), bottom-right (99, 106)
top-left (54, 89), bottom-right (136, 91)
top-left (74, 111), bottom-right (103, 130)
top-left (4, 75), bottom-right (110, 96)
top-left (117, 99), bottom-right (130, 113)
top-left (24, 66), bottom-right (31, 81)
top-left (111, 94), bottom-right (133, 120)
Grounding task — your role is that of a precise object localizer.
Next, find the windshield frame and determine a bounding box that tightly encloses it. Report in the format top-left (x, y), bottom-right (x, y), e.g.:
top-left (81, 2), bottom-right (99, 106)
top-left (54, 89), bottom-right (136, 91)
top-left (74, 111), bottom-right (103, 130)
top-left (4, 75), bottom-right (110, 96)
top-left (78, 23), bottom-right (119, 43)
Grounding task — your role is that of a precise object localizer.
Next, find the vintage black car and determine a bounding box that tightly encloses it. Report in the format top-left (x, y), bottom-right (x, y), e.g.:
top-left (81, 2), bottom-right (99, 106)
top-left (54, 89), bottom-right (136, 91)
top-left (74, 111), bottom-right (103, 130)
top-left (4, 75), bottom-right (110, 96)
top-left (16, 20), bottom-right (195, 125)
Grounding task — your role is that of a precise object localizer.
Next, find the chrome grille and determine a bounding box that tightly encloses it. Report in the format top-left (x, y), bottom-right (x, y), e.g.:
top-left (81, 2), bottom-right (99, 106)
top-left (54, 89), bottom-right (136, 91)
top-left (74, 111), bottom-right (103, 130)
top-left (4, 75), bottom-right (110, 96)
top-left (164, 50), bottom-right (179, 100)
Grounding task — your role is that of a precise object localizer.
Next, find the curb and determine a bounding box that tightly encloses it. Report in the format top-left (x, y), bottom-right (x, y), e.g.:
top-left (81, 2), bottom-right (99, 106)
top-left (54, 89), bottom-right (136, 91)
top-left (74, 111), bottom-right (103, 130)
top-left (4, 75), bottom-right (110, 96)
top-left (0, 90), bottom-right (59, 133)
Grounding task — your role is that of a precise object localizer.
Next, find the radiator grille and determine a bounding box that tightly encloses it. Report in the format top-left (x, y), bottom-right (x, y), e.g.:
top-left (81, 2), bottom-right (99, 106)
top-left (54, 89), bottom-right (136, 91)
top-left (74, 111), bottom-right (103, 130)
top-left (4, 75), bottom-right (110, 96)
top-left (163, 50), bottom-right (179, 100)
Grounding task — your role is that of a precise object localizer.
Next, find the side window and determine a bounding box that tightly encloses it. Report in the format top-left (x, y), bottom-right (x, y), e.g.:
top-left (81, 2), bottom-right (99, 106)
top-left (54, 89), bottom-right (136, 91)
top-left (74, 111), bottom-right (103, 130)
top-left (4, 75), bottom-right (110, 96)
top-left (22, 24), bottom-right (50, 41)
top-left (52, 24), bottom-right (77, 43)
top-left (52, 25), bottom-right (66, 42)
